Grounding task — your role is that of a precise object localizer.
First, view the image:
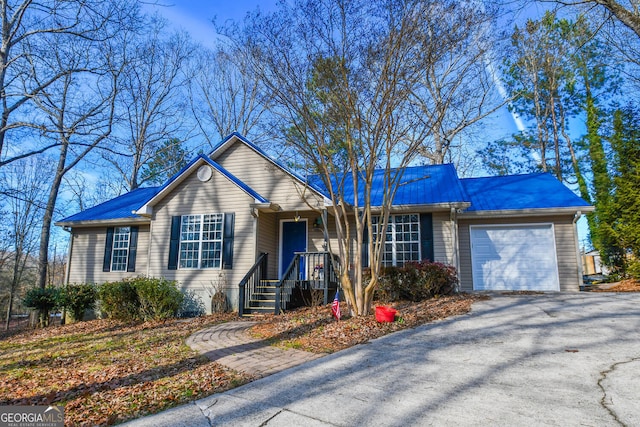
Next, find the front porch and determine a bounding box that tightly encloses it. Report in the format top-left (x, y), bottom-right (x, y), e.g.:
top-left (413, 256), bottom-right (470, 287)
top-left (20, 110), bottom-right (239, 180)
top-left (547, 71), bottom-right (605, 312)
top-left (238, 251), bottom-right (340, 316)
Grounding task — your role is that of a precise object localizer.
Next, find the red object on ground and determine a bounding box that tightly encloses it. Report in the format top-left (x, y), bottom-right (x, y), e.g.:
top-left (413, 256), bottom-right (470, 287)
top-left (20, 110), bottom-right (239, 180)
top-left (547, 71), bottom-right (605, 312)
top-left (375, 306), bottom-right (397, 323)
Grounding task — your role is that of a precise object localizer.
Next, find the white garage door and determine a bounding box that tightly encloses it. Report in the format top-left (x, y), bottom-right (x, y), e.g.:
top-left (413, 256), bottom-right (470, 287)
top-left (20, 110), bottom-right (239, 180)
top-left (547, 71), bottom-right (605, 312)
top-left (470, 224), bottom-right (560, 291)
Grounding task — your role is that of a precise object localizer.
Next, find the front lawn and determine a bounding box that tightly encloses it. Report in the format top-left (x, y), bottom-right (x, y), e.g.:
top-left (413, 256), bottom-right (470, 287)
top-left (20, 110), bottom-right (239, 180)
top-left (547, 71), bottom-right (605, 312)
top-left (0, 294), bottom-right (485, 425)
top-left (0, 314), bottom-right (248, 426)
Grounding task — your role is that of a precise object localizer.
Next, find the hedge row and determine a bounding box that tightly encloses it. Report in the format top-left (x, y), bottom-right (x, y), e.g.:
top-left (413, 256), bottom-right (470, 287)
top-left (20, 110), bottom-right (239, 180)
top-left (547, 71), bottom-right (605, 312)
top-left (23, 277), bottom-right (204, 324)
top-left (368, 260), bottom-right (458, 302)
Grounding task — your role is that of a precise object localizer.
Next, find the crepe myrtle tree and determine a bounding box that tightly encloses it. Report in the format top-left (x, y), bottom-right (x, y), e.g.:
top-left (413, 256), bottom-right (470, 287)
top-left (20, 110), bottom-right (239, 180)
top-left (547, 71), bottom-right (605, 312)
top-left (221, 0), bottom-right (496, 315)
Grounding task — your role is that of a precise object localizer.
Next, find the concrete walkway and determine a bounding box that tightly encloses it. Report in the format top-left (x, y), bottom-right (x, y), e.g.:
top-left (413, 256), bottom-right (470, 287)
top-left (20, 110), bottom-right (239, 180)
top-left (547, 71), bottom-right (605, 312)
top-left (125, 293), bottom-right (640, 427)
top-left (185, 321), bottom-right (324, 378)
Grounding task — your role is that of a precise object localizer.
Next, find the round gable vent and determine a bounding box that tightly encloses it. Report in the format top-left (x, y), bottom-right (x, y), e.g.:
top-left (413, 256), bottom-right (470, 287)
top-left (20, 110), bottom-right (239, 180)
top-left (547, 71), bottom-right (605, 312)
top-left (197, 165), bottom-right (213, 182)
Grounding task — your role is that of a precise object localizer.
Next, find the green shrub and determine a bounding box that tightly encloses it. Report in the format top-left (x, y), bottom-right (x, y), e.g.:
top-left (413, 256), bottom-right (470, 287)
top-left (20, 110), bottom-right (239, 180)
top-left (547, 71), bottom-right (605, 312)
top-left (61, 283), bottom-right (97, 322)
top-left (627, 258), bottom-right (640, 280)
top-left (371, 260), bottom-right (458, 302)
top-left (98, 279), bottom-right (139, 321)
top-left (97, 277), bottom-right (184, 321)
top-left (23, 287), bottom-right (62, 327)
top-left (135, 277), bottom-right (183, 321)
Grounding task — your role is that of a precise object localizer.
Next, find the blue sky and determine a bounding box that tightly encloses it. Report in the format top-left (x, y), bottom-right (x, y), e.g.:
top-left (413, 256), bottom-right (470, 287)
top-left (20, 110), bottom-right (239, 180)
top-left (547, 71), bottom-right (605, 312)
top-left (144, 1), bottom-right (280, 46)
top-left (53, 0), bottom-right (585, 248)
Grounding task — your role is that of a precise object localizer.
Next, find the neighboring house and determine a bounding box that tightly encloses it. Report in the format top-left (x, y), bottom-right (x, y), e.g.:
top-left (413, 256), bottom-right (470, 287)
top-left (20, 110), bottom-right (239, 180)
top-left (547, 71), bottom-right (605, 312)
top-left (56, 133), bottom-right (594, 313)
top-left (583, 250), bottom-right (609, 276)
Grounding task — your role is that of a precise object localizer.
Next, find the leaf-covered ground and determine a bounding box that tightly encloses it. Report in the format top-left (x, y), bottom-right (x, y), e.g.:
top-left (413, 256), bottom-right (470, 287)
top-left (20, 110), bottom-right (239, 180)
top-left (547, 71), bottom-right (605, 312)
top-left (250, 294), bottom-right (488, 354)
top-left (593, 278), bottom-right (640, 292)
top-left (0, 294), bottom-right (485, 425)
top-left (0, 314), bottom-right (249, 426)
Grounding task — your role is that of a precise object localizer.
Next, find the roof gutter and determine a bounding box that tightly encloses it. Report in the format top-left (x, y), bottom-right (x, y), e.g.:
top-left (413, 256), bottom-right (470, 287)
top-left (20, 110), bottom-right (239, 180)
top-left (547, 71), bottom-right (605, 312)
top-left (333, 202), bottom-right (471, 215)
top-left (458, 206), bottom-right (595, 219)
top-left (54, 217), bottom-right (151, 228)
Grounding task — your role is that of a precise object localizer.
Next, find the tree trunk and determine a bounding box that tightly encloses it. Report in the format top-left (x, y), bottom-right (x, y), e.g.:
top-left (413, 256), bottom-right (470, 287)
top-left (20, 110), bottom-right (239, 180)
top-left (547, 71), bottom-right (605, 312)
top-left (4, 292), bottom-right (12, 331)
top-left (598, 0), bottom-right (640, 38)
top-left (37, 146), bottom-right (68, 289)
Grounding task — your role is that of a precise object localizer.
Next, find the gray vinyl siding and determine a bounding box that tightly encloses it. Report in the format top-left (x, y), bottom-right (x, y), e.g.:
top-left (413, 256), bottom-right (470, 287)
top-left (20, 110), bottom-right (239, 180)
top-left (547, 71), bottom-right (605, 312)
top-left (457, 215), bottom-right (580, 292)
top-left (432, 212), bottom-right (455, 264)
top-left (67, 225), bottom-right (150, 284)
top-left (257, 213), bottom-right (278, 279)
top-left (149, 170), bottom-right (256, 311)
top-left (214, 142), bottom-right (325, 211)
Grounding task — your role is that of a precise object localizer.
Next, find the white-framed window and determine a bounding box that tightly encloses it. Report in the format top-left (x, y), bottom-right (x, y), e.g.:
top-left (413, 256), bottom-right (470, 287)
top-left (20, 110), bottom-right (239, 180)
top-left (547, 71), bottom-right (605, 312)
top-left (111, 227), bottom-right (130, 271)
top-left (179, 214), bottom-right (224, 269)
top-left (372, 214), bottom-right (421, 267)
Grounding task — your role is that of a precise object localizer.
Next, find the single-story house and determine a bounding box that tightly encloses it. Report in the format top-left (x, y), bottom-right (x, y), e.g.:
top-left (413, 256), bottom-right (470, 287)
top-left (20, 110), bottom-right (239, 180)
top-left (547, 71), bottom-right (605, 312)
top-left (56, 133), bottom-right (593, 314)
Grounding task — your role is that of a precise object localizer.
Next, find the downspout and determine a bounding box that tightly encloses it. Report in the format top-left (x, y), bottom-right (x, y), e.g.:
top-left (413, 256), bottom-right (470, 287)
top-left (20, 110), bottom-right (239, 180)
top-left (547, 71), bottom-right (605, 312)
top-left (146, 221), bottom-right (153, 276)
top-left (251, 207), bottom-right (259, 261)
top-left (450, 208), bottom-right (461, 292)
top-left (250, 207), bottom-right (259, 313)
top-left (573, 211), bottom-right (584, 291)
top-left (62, 227), bottom-right (73, 285)
top-left (62, 227), bottom-right (73, 325)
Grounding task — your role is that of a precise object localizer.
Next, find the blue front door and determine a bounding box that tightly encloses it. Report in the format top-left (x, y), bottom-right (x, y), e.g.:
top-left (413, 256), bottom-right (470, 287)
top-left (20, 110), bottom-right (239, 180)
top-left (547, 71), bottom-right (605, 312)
top-left (281, 220), bottom-right (307, 278)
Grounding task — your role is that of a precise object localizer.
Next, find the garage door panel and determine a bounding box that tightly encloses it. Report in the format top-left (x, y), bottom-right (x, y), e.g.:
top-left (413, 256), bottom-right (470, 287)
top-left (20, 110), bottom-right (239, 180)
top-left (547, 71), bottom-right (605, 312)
top-left (471, 225), bottom-right (559, 291)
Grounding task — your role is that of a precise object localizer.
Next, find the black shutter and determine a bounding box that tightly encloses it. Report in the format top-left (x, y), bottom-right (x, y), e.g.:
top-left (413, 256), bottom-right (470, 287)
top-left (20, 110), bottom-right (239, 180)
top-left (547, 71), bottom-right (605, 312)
top-left (103, 227), bottom-right (114, 272)
top-left (222, 213), bottom-right (235, 269)
top-left (127, 226), bottom-right (139, 272)
top-left (420, 213), bottom-right (434, 262)
top-left (168, 216), bottom-right (181, 270)
top-left (361, 224), bottom-right (369, 267)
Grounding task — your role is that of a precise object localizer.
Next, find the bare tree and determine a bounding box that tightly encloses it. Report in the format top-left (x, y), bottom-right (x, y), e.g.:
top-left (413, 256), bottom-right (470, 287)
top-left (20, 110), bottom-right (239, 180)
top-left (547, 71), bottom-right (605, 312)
top-left (63, 169), bottom-right (124, 213)
top-left (188, 45), bottom-right (272, 147)
top-left (410, 1), bottom-right (505, 164)
top-left (0, 0), bottom-right (141, 168)
top-left (545, 0), bottom-right (640, 37)
top-left (32, 17), bottom-right (130, 290)
top-left (106, 16), bottom-right (194, 190)
top-left (225, 0), bottom-right (462, 315)
top-left (0, 157), bottom-right (50, 330)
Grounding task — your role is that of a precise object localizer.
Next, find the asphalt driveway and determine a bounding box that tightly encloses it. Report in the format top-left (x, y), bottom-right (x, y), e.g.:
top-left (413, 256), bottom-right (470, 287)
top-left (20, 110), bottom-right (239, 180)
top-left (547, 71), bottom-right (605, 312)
top-left (126, 293), bottom-right (640, 426)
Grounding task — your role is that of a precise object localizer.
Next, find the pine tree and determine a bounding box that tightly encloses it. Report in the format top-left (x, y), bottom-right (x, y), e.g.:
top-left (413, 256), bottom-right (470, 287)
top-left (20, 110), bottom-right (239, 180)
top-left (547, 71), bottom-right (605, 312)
top-left (606, 105), bottom-right (640, 277)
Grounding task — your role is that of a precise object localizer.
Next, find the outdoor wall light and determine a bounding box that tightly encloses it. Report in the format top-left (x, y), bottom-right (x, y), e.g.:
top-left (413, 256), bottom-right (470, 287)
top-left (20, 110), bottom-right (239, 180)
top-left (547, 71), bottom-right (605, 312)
top-left (313, 216), bottom-right (323, 230)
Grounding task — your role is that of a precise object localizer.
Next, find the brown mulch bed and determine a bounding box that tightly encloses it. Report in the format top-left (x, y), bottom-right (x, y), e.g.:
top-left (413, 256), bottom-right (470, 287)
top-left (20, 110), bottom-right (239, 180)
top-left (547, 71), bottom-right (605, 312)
top-left (250, 293), bottom-right (488, 354)
top-left (592, 279), bottom-right (640, 292)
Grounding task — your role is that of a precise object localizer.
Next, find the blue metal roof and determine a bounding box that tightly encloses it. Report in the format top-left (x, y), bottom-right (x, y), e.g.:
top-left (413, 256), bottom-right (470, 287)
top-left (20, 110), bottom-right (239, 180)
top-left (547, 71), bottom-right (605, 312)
top-left (58, 153), bottom-right (268, 224)
top-left (461, 173), bottom-right (591, 212)
top-left (309, 164), bottom-right (469, 206)
top-left (58, 187), bottom-right (160, 223)
top-left (59, 134), bottom-right (591, 226)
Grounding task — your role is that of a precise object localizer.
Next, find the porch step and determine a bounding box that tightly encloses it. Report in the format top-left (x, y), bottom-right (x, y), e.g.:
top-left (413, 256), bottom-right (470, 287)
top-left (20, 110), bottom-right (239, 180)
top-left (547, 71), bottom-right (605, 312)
top-left (242, 280), bottom-right (280, 316)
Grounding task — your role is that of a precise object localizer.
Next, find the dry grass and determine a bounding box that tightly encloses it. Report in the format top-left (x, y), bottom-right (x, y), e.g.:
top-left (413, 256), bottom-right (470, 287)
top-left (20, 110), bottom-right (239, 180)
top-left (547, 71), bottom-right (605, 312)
top-left (0, 293), bottom-right (486, 425)
top-left (0, 314), bottom-right (249, 426)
